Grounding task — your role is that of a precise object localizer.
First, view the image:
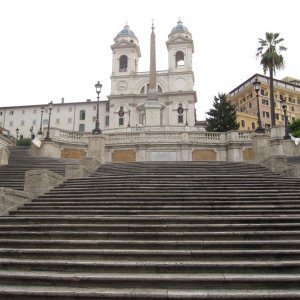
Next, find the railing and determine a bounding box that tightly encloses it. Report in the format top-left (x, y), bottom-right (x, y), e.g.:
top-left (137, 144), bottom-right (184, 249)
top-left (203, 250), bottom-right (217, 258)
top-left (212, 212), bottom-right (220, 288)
top-left (47, 128), bottom-right (90, 144)
top-left (46, 127), bottom-right (256, 146)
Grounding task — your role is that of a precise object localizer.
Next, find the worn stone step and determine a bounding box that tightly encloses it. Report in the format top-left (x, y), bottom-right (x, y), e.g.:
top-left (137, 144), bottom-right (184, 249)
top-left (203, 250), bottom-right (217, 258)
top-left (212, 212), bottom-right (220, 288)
top-left (1, 258), bottom-right (300, 274)
top-left (0, 239), bottom-right (299, 250)
top-left (0, 215), bottom-right (300, 225)
top-left (0, 270), bottom-right (300, 290)
top-left (2, 222), bottom-right (300, 232)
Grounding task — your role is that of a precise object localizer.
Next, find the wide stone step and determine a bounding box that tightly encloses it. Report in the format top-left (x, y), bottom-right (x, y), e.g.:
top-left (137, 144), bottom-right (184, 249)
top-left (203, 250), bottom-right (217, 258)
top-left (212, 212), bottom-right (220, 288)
top-left (2, 222), bottom-right (300, 232)
top-left (0, 239), bottom-right (299, 250)
top-left (1, 258), bottom-right (300, 274)
top-left (1, 215), bottom-right (299, 225)
top-left (19, 205), bottom-right (300, 211)
top-left (0, 230), bottom-right (299, 241)
top-left (0, 270), bottom-right (300, 290)
top-left (0, 285), bottom-right (299, 300)
top-left (9, 209), bottom-right (300, 216)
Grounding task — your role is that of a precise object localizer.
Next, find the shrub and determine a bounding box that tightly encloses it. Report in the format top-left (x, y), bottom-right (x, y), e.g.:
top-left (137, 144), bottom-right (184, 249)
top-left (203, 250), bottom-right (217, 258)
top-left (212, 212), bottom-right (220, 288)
top-left (16, 138), bottom-right (32, 146)
top-left (288, 119), bottom-right (300, 138)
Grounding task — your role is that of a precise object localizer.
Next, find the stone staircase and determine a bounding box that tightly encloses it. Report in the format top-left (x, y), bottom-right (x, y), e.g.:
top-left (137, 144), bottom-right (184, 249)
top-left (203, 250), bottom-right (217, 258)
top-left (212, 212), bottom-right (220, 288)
top-left (0, 146), bottom-right (78, 190)
top-left (0, 161), bottom-right (300, 298)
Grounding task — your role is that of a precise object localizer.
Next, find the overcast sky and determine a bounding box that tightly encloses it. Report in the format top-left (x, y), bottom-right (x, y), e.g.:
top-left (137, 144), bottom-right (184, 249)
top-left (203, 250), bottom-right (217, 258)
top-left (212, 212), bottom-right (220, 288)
top-left (1, 0), bottom-right (299, 120)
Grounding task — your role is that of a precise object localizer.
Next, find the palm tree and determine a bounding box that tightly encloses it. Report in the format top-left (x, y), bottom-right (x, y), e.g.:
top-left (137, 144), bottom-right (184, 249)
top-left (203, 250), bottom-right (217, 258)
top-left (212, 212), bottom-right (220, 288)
top-left (256, 32), bottom-right (287, 126)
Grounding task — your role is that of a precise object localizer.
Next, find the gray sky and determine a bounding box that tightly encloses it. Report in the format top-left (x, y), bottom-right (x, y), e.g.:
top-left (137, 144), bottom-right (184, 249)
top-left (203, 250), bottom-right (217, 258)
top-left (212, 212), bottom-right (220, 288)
top-left (1, 0), bottom-right (299, 120)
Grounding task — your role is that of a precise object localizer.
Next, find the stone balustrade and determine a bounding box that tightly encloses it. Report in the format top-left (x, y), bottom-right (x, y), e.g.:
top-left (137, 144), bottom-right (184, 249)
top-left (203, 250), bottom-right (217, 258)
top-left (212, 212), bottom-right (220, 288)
top-left (47, 127), bottom-right (255, 146)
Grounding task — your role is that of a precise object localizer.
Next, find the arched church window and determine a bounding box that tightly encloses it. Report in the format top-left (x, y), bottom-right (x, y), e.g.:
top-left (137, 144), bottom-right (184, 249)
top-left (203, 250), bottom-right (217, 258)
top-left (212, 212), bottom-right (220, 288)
top-left (176, 51), bottom-right (185, 68)
top-left (177, 103), bottom-right (184, 123)
top-left (118, 106), bottom-right (125, 126)
top-left (140, 86), bottom-right (145, 94)
top-left (119, 55), bottom-right (128, 72)
top-left (158, 85), bottom-right (162, 93)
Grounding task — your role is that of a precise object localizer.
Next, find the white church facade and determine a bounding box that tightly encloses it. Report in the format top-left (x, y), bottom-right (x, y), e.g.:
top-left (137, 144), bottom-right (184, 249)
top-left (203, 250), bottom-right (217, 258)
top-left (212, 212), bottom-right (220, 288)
top-left (0, 20), bottom-right (197, 138)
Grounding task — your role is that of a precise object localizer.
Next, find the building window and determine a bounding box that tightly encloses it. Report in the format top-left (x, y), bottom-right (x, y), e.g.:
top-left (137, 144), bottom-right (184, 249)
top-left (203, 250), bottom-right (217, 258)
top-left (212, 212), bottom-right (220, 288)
top-left (43, 119), bottom-right (48, 125)
top-left (178, 115), bottom-right (184, 123)
top-left (21, 120), bottom-right (25, 126)
top-left (93, 116), bottom-right (96, 122)
top-left (105, 115), bottom-right (109, 126)
top-left (291, 106), bottom-right (295, 112)
top-left (68, 107), bottom-right (72, 112)
top-left (68, 118), bottom-right (72, 124)
top-left (262, 99), bottom-right (269, 105)
top-left (175, 51), bottom-right (185, 67)
top-left (265, 124), bottom-right (271, 128)
top-left (241, 120), bottom-right (246, 128)
top-left (119, 55), bottom-right (128, 72)
top-left (249, 102), bottom-right (252, 108)
top-left (118, 106), bottom-right (125, 126)
top-left (33, 109), bottom-right (37, 114)
top-left (0, 111), bottom-right (2, 116)
top-left (55, 118), bottom-right (60, 125)
top-left (22, 110), bottom-right (25, 114)
top-left (281, 115), bottom-right (285, 121)
top-left (9, 121), bottom-right (13, 127)
top-left (275, 113), bottom-right (279, 120)
top-left (263, 111), bottom-right (270, 118)
top-left (33, 120), bottom-right (36, 125)
top-left (79, 110), bottom-right (85, 120)
top-left (177, 103), bottom-right (184, 123)
top-left (251, 122), bottom-right (256, 130)
top-left (9, 110), bottom-right (14, 115)
top-left (106, 103), bottom-right (110, 112)
top-left (79, 124), bottom-right (85, 132)
top-left (57, 107), bottom-right (60, 112)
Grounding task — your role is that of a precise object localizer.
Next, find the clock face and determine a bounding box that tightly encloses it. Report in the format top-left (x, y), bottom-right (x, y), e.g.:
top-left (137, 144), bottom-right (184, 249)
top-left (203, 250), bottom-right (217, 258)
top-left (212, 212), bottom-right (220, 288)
top-left (177, 107), bottom-right (184, 114)
top-left (117, 80), bottom-right (128, 91)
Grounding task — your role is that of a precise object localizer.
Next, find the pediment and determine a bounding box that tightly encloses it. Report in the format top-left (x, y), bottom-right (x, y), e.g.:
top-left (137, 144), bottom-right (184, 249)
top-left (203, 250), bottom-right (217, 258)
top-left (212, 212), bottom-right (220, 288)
top-left (168, 36), bottom-right (192, 43)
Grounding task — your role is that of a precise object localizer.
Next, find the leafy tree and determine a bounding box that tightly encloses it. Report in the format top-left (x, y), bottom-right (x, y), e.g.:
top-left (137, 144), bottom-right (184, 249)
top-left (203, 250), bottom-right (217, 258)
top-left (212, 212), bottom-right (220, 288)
top-left (206, 93), bottom-right (239, 132)
top-left (288, 119), bottom-right (300, 138)
top-left (256, 32), bottom-right (287, 127)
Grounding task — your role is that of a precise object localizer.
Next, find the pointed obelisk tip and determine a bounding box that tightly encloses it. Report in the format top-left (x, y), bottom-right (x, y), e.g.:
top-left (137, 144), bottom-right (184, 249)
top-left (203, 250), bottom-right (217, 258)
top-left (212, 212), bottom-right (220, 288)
top-left (151, 19), bottom-right (155, 32)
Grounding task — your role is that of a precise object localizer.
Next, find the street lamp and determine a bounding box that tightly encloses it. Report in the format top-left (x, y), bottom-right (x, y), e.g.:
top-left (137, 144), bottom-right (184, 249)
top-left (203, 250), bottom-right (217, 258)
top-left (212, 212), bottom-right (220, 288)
top-left (30, 126), bottom-right (34, 139)
top-left (280, 97), bottom-right (291, 140)
top-left (16, 128), bottom-right (19, 140)
top-left (45, 101), bottom-right (53, 141)
top-left (252, 77), bottom-right (265, 133)
top-left (127, 109), bottom-right (131, 127)
top-left (38, 106), bottom-right (45, 135)
top-left (185, 108), bottom-right (188, 126)
top-left (93, 81), bottom-right (103, 134)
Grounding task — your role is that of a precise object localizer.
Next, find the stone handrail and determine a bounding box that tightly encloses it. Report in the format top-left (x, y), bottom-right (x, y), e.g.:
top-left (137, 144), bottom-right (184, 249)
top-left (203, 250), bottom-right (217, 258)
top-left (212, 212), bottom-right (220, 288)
top-left (46, 127), bottom-right (256, 146)
top-left (46, 127), bottom-right (90, 144)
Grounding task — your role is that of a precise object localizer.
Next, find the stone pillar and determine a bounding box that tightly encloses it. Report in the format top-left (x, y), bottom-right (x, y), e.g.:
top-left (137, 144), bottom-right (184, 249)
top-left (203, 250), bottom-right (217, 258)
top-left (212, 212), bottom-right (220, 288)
top-left (87, 135), bottom-right (106, 164)
top-left (24, 169), bottom-right (64, 198)
top-left (0, 146), bottom-right (9, 165)
top-left (252, 133), bottom-right (270, 162)
top-left (0, 187), bottom-right (32, 216)
top-left (226, 131), bottom-right (242, 162)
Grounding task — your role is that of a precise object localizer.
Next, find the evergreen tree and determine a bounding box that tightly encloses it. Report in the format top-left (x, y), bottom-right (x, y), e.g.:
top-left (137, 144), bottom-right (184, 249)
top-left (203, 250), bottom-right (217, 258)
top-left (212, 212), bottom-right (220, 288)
top-left (206, 93), bottom-right (239, 132)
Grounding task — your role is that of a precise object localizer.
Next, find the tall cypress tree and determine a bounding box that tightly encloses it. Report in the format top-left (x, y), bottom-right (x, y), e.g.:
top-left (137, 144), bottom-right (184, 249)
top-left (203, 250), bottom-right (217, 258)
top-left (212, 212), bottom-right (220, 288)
top-left (206, 93), bottom-right (239, 132)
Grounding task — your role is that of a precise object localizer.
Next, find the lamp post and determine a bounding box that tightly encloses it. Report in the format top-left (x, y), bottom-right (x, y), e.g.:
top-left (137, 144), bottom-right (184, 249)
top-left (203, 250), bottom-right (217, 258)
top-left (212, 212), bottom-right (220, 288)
top-left (127, 109), bottom-right (131, 127)
top-left (30, 126), bottom-right (34, 139)
top-left (280, 97), bottom-right (291, 140)
top-left (252, 78), bottom-right (265, 133)
top-left (45, 101), bottom-right (53, 141)
top-left (38, 106), bottom-right (44, 135)
top-left (93, 81), bottom-right (103, 134)
top-left (16, 128), bottom-right (19, 140)
top-left (185, 108), bottom-right (188, 126)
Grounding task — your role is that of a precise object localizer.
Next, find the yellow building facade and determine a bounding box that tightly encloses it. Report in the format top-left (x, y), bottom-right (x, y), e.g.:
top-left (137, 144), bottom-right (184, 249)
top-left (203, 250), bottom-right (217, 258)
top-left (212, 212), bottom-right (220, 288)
top-left (229, 74), bottom-right (300, 130)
